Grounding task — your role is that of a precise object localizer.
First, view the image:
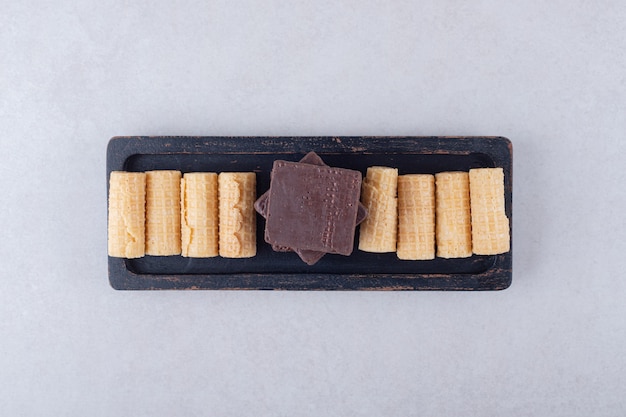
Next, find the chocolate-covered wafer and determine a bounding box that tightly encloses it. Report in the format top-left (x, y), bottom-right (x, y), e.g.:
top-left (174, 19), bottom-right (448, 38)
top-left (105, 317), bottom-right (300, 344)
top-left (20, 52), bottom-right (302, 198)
top-left (255, 152), bottom-right (367, 265)
top-left (264, 160), bottom-right (363, 258)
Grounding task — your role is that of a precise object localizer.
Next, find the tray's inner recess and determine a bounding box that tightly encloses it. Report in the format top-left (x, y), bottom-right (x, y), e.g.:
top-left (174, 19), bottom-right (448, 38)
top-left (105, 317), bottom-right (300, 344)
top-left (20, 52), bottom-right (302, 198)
top-left (123, 151), bottom-right (497, 276)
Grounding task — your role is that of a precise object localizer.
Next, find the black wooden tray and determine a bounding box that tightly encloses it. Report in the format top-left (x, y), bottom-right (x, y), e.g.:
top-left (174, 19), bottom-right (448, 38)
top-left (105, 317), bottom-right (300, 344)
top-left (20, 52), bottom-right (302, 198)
top-left (107, 136), bottom-right (512, 290)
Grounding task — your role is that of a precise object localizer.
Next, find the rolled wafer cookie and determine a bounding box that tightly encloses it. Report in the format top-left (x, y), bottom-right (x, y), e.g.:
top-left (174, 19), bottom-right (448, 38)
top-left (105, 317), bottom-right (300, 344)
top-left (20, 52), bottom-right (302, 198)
top-left (397, 174), bottom-right (436, 260)
top-left (108, 171), bottom-right (146, 258)
top-left (358, 166), bottom-right (398, 253)
top-left (469, 168), bottom-right (510, 255)
top-left (145, 170), bottom-right (182, 256)
top-left (218, 172), bottom-right (256, 258)
top-left (435, 171), bottom-right (472, 258)
top-left (181, 172), bottom-right (219, 257)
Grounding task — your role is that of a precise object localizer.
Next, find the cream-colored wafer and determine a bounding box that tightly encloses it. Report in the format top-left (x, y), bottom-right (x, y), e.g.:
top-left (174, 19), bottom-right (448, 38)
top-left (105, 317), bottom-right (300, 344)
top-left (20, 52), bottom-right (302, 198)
top-left (358, 166), bottom-right (398, 253)
top-left (469, 168), bottom-right (510, 255)
top-left (435, 171), bottom-right (472, 258)
top-left (145, 170), bottom-right (182, 256)
top-left (181, 173), bottom-right (219, 258)
top-left (218, 172), bottom-right (256, 258)
top-left (108, 172), bottom-right (146, 258)
top-left (397, 174), bottom-right (435, 260)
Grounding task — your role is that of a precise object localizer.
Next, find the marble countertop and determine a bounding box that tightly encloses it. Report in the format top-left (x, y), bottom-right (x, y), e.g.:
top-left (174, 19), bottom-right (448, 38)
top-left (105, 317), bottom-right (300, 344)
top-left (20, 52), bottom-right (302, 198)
top-left (2, 1), bottom-right (625, 415)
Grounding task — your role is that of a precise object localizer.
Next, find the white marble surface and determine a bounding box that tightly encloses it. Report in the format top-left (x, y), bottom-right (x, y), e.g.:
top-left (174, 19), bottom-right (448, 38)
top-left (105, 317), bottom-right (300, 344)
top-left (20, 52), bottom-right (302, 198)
top-left (2, 0), bottom-right (625, 415)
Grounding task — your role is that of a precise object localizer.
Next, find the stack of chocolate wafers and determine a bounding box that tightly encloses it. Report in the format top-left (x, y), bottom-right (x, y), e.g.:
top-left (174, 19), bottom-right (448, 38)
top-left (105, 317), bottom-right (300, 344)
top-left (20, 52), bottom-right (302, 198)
top-left (254, 152), bottom-right (368, 265)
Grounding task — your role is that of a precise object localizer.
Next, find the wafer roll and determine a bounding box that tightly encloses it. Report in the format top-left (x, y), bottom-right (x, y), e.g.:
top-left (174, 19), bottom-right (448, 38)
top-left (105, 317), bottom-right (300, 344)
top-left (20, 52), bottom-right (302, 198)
top-left (435, 171), bottom-right (472, 258)
top-left (358, 166), bottom-right (398, 253)
top-left (469, 168), bottom-right (510, 255)
top-left (218, 172), bottom-right (256, 258)
top-left (181, 173), bottom-right (219, 257)
top-left (397, 174), bottom-right (436, 260)
top-left (108, 171), bottom-right (146, 258)
top-left (145, 170), bottom-right (182, 256)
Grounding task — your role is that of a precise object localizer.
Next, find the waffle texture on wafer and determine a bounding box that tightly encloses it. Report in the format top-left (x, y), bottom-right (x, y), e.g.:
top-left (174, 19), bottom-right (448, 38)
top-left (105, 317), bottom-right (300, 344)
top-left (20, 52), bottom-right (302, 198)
top-left (435, 171), bottom-right (472, 258)
top-left (218, 172), bottom-right (257, 258)
top-left (469, 168), bottom-right (510, 255)
top-left (181, 172), bottom-right (219, 257)
top-left (108, 171), bottom-right (146, 258)
top-left (397, 174), bottom-right (436, 260)
top-left (358, 166), bottom-right (398, 253)
top-left (145, 170), bottom-right (182, 256)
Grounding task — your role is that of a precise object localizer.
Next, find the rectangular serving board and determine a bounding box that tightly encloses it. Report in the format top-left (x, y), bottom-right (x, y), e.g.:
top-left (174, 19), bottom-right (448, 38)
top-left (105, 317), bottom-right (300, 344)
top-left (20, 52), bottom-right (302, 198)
top-left (107, 136), bottom-right (512, 291)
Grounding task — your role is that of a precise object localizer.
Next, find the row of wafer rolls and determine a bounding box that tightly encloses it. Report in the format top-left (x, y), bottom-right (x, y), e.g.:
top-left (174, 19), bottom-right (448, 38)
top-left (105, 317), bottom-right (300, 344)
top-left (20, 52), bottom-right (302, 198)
top-left (108, 170), bottom-right (256, 259)
top-left (358, 166), bottom-right (510, 259)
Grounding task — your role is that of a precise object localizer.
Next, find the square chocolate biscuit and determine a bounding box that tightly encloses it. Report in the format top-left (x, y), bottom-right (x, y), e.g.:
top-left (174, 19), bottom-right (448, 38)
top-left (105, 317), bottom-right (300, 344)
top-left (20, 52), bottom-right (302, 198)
top-left (265, 160), bottom-right (362, 256)
top-left (255, 152), bottom-right (368, 265)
